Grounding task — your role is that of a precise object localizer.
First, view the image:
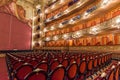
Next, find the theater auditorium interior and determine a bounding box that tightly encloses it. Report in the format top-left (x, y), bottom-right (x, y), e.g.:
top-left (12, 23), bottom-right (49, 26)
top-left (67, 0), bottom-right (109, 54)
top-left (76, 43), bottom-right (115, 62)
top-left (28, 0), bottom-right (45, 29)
top-left (0, 0), bottom-right (120, 80)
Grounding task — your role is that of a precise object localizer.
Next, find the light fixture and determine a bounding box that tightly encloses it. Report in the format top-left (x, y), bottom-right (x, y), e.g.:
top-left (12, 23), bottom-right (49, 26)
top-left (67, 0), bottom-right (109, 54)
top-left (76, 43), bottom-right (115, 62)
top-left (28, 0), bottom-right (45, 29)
top-left (32, 16), bottom-right (37, 20)
top-left (45, 9), bottom-right (49, 13)
top-left (62, 33), bottom-right (70, 40)
top-left (116, 17), bottom-right (120, 24)
top-left (52, 0), bottom-right (56, 2)
top-left (36, 4), bottom-right (41, 9)
top-left (50, 26), bottom-right (55, 30)
top-left (45, 37), bottom-right (51, 41)
top-left (72, 31), bottom-right (82, 38)
top-left (32, 33), bottom-right (36, 36)
top-left (60, 0), bottom-right (64, 3)
top-left (39, 31), bottom-right (42, 34)
top-left (100, 0), bottom-right (112, 7)
top-left (40, 13), bottom-right (43, 16)
top-left (51, 5), bottom-right (55, 9)
top-left (64, 10), bottom-right (69, 14)
top-left (53, 35), bottom-right (59, 41)
top-left (82, 12), bottom-right (89, 19)
top-left (32, 41), bottom-right (35, 46)
top-left (43, 28), bottom-right (48, 32)
top-left (77, 1), bottom-right (81, 5)
top-left (69, 19), bottom-right (75, 24)
top-left (58, 23), bottom-right (63, 28)
top-left (111, 16), bottom-right (120, 29)
top-left (89, 27), bottom-right (100, 35)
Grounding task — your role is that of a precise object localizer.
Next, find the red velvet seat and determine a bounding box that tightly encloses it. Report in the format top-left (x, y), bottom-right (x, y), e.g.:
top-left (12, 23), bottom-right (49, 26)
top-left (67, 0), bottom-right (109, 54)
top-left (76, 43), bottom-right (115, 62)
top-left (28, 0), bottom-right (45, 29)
top-left (15, 63), bottom-right (33, 80)
top-left (70, 57), bottom-right (75, 65)
top-left (49, 65), bottom-right (65, 80)
top-left (76, 57), bottom-right (81, 65)
top-left (35, 61), bottom-right (48, 72)
top-left (93, 57), bottom-right (98, 72)
top-left (106, 69), bottom-right (115, 80)
top-left (77, 60), bottom-right (87, 80)
top-left (24, 68), bottom-right (47, 80)
top-left (28, 60), bottom-right (38, 67)
top-left (66, 61), bottom-right (78, 80)
top-left (61, 58), bottom-right (69, 69)
top-left (13, 60), bottom-right (24, 70)
top-left (50, 59), bottom-right (60, 71)
top-left (87, 59), bottom-right (93, 77)
top-left (115, 66), bottom-right (119, 80)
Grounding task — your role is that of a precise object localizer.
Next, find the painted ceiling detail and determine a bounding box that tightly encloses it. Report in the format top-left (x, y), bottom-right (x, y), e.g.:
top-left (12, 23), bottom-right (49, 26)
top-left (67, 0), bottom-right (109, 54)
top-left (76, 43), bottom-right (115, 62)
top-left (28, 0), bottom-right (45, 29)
top-left (0, 0), bottom-right (33, 26)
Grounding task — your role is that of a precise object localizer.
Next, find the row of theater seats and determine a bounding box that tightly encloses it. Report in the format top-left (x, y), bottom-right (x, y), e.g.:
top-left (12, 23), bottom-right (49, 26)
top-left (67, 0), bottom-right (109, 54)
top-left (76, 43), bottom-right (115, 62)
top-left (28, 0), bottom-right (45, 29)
top-left (6, 51), bottom-right (119, 80)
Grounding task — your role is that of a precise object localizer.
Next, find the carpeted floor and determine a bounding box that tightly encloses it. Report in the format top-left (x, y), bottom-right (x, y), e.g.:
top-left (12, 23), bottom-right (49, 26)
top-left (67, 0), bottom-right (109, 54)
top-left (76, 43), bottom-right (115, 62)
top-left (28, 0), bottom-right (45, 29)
top-left (0, 57), bottom-right (9, 80)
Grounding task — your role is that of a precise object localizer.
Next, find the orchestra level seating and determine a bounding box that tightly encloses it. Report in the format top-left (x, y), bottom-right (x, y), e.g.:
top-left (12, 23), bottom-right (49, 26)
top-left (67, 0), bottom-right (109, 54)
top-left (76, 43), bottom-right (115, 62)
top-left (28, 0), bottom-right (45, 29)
top-left (5, 51), bottom-right (120, 80)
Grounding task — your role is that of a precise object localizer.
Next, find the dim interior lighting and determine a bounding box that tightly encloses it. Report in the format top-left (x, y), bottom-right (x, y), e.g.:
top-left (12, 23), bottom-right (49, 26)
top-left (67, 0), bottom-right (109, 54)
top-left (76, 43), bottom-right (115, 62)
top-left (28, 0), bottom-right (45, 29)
top-left (39, 41), bottom-right (42, 45)
top-left (32, 33), bottom-right (36, 36)
top-left (43, 28), bottom-right (48, 32)
top-left (39, 31), bottom-right (42, 34)
top-left (45, 37), bottom-right (51, 41)
top-left (52, 0), bottom-right (56, 2)
top-left (50, 26), bottom-right (55, 30)
top-left (76, 31), bottom-right (80, 35)
top-left (100, 0), bottom-right (112, 7)
top-left (69, 19), bottom-right (75, 24)
top-left (32, 41), bottom-right (35, 46)
top-left (64, 10), bottom-right (69, 14)
top-left (116, 18), bottom-right (120, 24)
top-left (32, 16), bottom-right (37, 20)
top-left (72, 31), bottom-right (82, 38)
top-left (83, 12), bottom-right (89, 19)
top-left (89, 27), bottom-right (99, 35)
top-left (58, 23), bottom-right (63, 28)
top-left (77, 1), bottom-right (81, 5)
top-left (60, 0), bottom-right (64, 3)
top-left (36, 4), bottom-right (41, 9)
top-left (40, 13), bottom-right (43, 16)
top-left (62, 34), bottom-right (70, 40)
top-left (111, 16), bottom-right (120, 29)
top-left (45, 9), bottom-right (49, 13)
top-left (101, 72), bottom-right (106, 78)
top-left (51, 5), bottom-right (55, 9)
top-left (53, 35), bottom-right (59, 41)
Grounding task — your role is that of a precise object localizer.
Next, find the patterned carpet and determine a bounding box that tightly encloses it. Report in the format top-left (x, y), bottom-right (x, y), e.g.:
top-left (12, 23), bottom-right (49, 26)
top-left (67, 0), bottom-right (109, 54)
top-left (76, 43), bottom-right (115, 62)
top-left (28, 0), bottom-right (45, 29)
top-left (0, 57), bottom-right (9, 80)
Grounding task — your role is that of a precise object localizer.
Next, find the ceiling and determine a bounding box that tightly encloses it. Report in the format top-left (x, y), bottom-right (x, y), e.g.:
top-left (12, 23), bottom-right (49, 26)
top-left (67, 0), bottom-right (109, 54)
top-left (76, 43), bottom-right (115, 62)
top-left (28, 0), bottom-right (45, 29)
top-left (0, 0), bottom-right (53, 26)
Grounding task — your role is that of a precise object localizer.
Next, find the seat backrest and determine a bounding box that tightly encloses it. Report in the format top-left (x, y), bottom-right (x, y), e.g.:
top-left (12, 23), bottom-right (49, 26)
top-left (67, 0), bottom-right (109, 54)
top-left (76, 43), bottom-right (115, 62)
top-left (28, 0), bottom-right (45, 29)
top-left (70, 58), bottom-right (75, 65)
top-left (15, 63), bottom-right (33, 80)
top-left (29, 60), bottom-right (38, 67)
top-left (102, 56), bottom-right (105, 64)
top-left (24, 69), bottom-right (47, 80)
top-left (98, 57), bottom-right (101, 66)
top-left (13, 61), bottom-right (24, 70)
top-left (76, 57), bottom-right (81, 65)
top-left (49, 65), bottom-right (65, 80)
top-left (79, 61), bottom-right (87, 74)
top-left (106, 69), bottom-right (115, 80)
top-left (50, 60), bottom-right (59, 71)
top-left (61, 58), bottom-right (69, 68)
top-left (94, 58), bottom-right (98, 68)
top-left (88, 59), bottom-right (93, 71)
top-left (67, 62), bottom-right (78, 79)
top-left (115, 67), bottom-right (119, 80)
top-left (35, 61), bottom-right (48, 72)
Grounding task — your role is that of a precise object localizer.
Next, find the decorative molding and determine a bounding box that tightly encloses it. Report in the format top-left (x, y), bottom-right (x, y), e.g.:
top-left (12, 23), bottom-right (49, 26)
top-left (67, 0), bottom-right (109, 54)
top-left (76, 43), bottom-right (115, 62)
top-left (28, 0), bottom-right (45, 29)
top-left (42, 45), bottom-right (120, 53)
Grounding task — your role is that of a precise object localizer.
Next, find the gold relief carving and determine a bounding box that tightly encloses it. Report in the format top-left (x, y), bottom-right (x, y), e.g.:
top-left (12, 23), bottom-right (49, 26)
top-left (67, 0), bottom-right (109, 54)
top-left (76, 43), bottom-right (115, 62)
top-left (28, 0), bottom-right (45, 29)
top-left (0, 0), bottom-right (31, 25)
top-left (16, 5), bottom-right (29, 23)
top-left (43, 45), bottom-right (120, 53)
